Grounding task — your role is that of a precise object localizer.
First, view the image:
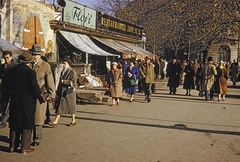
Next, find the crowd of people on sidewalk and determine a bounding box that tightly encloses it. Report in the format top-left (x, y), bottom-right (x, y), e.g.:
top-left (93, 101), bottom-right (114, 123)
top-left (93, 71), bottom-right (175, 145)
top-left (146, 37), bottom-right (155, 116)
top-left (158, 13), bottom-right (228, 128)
top-left (0, 47), bottom-right (239, 155)
top-left (0, 45), bottom-right (77, 154)
top-left (107, 55), bottom-right (239, 105)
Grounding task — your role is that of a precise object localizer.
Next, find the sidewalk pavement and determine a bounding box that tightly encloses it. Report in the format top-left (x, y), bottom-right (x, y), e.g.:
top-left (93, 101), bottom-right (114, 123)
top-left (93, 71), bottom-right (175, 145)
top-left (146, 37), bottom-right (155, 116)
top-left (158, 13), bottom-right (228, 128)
top-left (0, 78), bottom-right (240, 162)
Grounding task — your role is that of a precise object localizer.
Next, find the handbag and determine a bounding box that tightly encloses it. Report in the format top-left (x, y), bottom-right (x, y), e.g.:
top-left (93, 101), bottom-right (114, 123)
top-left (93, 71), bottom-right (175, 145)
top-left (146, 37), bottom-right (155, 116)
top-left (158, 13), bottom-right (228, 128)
top-left (130, 75), bottom-right (139, 86)
top-left (39, 84), bottom-right (49, 103)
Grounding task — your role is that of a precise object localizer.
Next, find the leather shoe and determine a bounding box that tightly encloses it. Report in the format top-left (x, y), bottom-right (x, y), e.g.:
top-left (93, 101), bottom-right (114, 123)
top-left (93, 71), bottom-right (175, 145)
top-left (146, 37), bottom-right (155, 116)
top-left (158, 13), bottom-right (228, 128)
top-left (0, 123), bottom-right (6, 128)
top-left (31, 141), bottom-right (40, 146)
top-left (21, 148), bottom-right (34, 154)
top-left (69, 122), bottom-right (76, 126)
top-left (49, 122), bottom-right (57, 128)
top-left (147, 98), bottom-right (151, 102)
top-left (9, 147), bottom-right (16, 153)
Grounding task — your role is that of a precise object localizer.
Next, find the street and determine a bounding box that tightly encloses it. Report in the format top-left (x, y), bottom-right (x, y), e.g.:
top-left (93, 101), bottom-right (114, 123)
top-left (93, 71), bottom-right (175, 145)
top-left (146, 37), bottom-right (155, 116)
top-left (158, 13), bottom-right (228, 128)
top-left (0, 79), bottom-right (240, 162)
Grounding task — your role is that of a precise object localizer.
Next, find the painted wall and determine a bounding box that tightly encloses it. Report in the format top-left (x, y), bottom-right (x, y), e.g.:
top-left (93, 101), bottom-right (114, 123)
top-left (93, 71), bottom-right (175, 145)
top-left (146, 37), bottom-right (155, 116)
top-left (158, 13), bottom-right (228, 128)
top-left (0, 0), bottom-right (55, 59)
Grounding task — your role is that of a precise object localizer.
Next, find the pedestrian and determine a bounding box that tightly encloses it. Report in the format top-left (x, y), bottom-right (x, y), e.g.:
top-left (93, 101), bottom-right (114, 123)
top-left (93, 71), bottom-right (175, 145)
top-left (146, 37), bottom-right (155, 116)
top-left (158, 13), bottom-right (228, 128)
top-left (215, 62), bottom-right (228, 101)
top-left (139, 56), bottom-right (155, 102)
top-left (202, 56), bottom-right (217, 101)
top-left (183, 60), bottom-right (195, 96)
top-left (166, 55), bottom-right (182, 94)
top-left (193, 58), bottom-right (200, 89)
top-left (159, 57), bottom-right (166, 79)
top-left (122, 60), bottom-right (129, 91)
top-left (125, 59), bottom-right (139, 102)
top-left (136, 59), bottom-right (143, 92)
top-left (30, 45), bottom-right (56, 146)
top-left (6, 51), bottom-right (39, 154)
top-left (180, 59), bottom-right (187, 85)
top-left (49, 58), bottom-right (77, 127)
top-left (230, 59), bottom-right (238, 87)
top-left (0, 51), bottom-right (17, 128)
top-left (107, 62), bottom-right (122, 106)
top-left (196, 63), bottom-right (204, 96)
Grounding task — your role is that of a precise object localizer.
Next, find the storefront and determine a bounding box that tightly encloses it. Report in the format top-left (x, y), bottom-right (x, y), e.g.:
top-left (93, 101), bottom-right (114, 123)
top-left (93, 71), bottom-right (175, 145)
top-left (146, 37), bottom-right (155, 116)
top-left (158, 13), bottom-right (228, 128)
top-left (50, 0), bottom-right (153, 76)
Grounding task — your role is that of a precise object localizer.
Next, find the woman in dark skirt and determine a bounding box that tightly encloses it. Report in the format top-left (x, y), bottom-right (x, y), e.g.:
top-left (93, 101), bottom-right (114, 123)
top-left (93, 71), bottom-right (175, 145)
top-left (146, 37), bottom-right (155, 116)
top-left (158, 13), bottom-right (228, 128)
top-left (183, 60), bottom-right (195, 96)
top-left (125, 59), bottom-right (140, 102)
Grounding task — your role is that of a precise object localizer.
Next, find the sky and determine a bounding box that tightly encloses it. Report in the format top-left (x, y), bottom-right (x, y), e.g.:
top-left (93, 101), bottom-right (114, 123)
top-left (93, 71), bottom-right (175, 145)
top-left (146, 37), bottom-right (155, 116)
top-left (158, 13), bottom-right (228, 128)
top-left (47, 0), bottom-right (96, 8)
top-left (74, 0), bottom-right (96, 8)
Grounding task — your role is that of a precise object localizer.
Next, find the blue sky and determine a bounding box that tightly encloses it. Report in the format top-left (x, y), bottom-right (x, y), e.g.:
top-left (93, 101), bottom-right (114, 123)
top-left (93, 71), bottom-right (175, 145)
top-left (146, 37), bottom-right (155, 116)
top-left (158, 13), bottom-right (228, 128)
top-left (47, 0), bottom-right (96, 8)
top-left (74, 0), bottom-right (96, 8)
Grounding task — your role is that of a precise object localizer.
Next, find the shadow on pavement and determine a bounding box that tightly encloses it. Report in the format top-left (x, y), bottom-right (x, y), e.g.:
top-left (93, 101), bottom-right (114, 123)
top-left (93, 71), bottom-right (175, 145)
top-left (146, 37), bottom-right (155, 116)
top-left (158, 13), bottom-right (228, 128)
top-left (71, 115), bottom-right (240, 136)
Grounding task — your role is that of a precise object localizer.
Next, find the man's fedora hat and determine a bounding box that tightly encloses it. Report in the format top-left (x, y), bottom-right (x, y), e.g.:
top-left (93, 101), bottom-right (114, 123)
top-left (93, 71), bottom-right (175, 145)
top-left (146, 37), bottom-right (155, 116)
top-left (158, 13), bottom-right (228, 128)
top-left (30, 44), bottom-right (42, 55)
top-left (207, 56), bottom-right (213, 61)
top-left (18, 51), bottom-right (33, 63)
top-left (144, 56), bottom-right (151, 60)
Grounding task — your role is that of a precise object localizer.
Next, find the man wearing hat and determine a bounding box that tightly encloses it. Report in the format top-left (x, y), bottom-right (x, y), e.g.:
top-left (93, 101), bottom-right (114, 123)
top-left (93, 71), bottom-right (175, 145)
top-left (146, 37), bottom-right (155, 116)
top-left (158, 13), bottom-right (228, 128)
top-left (6, 51), bottom-right (39, 154)
top-left (30, 44), bottom-right (56, 146)
top-left (166, 55), bottom-right (182, 94)
top-left (202, 56), bottom-right (217, 101)
top-left (139, 56), bottom-right (155, 102)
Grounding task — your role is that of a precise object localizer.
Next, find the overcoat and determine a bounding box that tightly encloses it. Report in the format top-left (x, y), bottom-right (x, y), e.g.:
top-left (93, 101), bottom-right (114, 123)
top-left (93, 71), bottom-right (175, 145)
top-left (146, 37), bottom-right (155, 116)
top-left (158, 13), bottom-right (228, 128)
top-left (125, 65), bottom-right (139, 94)
top-left (139, 63), bottom-right (155, 83)
top-left (55, 67), bottom-right (77, 114)
top-left (166, 62), bottom-right (182, 88)
top-left (7, 63), bottom-right (39, 129)
top-left (215, 67), bottom-right (228, 94)
top-left (230, 63), bottom-right (238, 82)
top-left (183, 64), bottom-right (195, 89)
top-left (107, 68), bottom-right (122, 98)
top-left (202, 63), bottom-right (217, 91)
top-left (0, 60), bottom-right (17, 104)
top-left (32, 59), bottom-right (56, 125)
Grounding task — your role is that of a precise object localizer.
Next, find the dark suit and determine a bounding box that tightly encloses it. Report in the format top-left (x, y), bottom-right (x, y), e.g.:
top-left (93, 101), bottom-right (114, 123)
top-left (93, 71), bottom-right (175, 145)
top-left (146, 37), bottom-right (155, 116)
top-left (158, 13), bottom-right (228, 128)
top-left (0, 60), bottom-right (17, 123)
top-left (6, 63), bottom-right (39, 150)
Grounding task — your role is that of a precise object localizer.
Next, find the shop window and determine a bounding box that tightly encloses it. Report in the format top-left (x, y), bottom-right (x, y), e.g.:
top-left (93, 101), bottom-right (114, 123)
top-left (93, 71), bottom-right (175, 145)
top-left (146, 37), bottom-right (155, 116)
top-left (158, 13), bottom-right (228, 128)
top-left (0, 0), bottom-right (6, 9)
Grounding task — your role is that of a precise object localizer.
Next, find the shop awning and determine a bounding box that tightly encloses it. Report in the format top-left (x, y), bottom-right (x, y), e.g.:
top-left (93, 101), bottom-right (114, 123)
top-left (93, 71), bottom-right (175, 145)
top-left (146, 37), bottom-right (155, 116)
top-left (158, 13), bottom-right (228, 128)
top-left (0, 38), bottom-right (22, 57)
top-left (116, 40), bottom-right (153, 55)
top-left (92, 37), bottom-right (135, 55)
top-left (77, 34), bottom-right (118, 56)
top-left (59, 31), bottom-right (117, 56)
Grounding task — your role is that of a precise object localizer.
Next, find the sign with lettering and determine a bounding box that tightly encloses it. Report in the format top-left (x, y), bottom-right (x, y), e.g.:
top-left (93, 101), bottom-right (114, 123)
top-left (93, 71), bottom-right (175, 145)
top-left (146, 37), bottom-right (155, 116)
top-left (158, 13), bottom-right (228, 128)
top-left (97, 12), bottom-right (143, 38)
top-left (63, 0), bottom-right (96, 29)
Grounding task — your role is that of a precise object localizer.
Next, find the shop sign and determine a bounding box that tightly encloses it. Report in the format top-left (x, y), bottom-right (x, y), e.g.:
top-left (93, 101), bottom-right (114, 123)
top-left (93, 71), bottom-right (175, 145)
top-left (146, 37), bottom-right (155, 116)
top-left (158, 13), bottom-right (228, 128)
top-left (63, 0), bottom-right (96, 29)
top-left (97, 12), bottom-right (143, 38)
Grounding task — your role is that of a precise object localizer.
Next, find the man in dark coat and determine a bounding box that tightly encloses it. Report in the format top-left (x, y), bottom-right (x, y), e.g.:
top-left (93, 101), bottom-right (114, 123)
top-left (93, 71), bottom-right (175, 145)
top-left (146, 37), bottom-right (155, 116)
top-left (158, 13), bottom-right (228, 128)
top-left (0, 51), bottom-right (17, 128)
top-left (6, 51), bottom-right (39, 154)
top-left (166, 55), bottom-right (182, 94)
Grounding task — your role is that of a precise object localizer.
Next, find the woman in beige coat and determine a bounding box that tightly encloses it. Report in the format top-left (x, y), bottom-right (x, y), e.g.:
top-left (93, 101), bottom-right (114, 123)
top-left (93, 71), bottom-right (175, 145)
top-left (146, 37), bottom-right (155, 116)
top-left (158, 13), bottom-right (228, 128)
top-left (107, 62), bottom-right (122, 106)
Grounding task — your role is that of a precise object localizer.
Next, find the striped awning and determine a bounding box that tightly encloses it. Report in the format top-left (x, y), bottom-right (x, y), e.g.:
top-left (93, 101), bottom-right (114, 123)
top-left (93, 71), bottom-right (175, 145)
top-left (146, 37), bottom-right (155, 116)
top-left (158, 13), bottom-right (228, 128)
top-left (59, 31), bottom-right (118, 56)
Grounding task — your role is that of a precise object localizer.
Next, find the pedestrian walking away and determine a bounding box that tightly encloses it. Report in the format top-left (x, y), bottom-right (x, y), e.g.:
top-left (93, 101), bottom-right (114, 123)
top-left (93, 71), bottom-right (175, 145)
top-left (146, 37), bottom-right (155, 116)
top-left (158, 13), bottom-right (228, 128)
top-left (202, 56), bottom-right (217, 101)
top-left (6, 51), bottom-right (40, 154)
top-left (215, 61), bottom-right (228, 101)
